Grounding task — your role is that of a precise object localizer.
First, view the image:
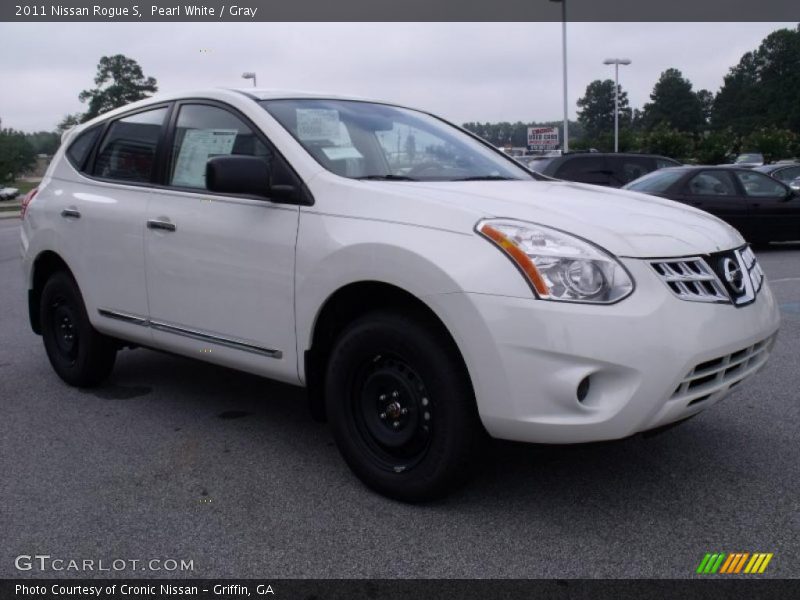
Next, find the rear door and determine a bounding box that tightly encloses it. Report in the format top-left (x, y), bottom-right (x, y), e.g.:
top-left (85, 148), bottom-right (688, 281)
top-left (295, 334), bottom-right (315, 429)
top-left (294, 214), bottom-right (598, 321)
top-left (75, 105), bottom-right (170, 345)
top-left (732, 169), bottom-right (798, 242)
top-left (143, 101), bottom-right (300, 383)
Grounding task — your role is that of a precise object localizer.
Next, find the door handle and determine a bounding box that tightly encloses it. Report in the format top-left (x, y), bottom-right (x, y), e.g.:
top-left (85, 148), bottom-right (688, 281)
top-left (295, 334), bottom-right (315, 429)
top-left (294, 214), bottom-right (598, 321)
top-left (147, 219), bottom-right (176, 232)
top-left (61, 208), bottom-right (81, 219)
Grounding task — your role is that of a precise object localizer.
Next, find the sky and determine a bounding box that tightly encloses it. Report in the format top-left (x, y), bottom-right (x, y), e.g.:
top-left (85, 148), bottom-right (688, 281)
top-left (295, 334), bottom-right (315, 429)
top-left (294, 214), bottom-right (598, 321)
top-left (0, 22), bottom-right (795, 132)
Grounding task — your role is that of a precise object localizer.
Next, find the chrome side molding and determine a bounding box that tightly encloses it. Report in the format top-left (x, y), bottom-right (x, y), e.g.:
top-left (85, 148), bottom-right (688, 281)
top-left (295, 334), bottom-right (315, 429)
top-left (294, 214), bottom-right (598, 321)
top-left (98, 309), bottom-right (282, 359)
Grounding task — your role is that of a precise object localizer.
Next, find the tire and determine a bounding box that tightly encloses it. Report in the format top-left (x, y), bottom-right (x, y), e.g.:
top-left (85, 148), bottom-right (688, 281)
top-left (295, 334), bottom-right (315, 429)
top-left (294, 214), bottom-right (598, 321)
top-left (40, 271), bottom-right (117, 387)
top-left (325, 310), bottom-right (483, 501)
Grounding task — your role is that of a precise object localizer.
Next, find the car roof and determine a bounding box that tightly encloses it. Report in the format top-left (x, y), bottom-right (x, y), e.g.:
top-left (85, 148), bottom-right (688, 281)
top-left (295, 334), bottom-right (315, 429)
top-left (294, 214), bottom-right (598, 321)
top-left (65, 87), bottom-right (421, 142)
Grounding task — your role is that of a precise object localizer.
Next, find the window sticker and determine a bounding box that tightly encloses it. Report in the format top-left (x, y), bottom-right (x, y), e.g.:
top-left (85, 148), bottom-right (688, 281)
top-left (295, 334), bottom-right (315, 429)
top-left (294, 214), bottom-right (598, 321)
top-left (172, 128), bottom-right (238, 188)
top-left (296, 109), bottom-right (341, 142)
top-left (321, 146), bottom-right (363, 160)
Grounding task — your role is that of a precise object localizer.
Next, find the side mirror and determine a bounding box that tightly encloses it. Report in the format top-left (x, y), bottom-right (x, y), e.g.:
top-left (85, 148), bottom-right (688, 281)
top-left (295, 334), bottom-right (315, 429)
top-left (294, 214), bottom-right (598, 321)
top-left (207, 155), bottom-right (270, 197)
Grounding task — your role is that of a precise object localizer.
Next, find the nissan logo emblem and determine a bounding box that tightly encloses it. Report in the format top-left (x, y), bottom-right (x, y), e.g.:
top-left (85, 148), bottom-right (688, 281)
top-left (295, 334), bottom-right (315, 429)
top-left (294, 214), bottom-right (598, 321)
top-left (722, 257), bottom-right (745, 293)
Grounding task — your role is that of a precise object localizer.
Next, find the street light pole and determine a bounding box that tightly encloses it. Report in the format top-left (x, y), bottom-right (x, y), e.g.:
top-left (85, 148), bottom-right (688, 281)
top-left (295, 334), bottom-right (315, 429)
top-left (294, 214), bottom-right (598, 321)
top-left (550, 0), bottom-right (568, 153)
top-left (602, 58), bottom-right (631, 153)
top-left (241, 72), bottom-right (257, 87)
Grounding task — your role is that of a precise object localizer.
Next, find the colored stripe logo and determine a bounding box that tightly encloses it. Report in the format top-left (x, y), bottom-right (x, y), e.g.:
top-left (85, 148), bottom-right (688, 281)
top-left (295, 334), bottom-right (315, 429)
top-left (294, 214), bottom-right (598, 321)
top-left (696, 552), bottom-right (773, 574)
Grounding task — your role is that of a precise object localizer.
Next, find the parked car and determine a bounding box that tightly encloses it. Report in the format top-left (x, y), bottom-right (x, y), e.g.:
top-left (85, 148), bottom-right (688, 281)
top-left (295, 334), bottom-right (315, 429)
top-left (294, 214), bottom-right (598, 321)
top-left (732, 153), bottom-right (765, 168)
top-left (624, 166), bottom-right (799, 243)
top-left (789, 176), bottom-right (800, 192)
top-left (754, 162), bottom-right (800, 186)
top-left (537, 152), bottom-right (681, 187)
top-left (0, 186), bottom-right (20, 200)
top-left (21, 90), bottom-right (780, 500)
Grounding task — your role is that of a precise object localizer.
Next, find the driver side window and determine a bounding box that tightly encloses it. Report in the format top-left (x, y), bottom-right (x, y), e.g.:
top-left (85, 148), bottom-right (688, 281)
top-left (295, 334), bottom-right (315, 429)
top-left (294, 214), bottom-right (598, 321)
top-left (169, 104), bottom-right (273, 191)
top-left (734, 171), bottom-right (787, 197)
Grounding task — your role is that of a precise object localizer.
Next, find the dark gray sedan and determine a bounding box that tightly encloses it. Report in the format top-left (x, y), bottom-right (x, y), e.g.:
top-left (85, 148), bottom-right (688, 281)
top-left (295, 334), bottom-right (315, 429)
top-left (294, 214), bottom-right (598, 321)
top-left (624, 166), bottom-right (800, 243)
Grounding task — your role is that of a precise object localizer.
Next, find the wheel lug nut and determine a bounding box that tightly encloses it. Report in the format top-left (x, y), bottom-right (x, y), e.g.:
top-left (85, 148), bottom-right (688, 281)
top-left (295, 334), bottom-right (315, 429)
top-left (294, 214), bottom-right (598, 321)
top-left (421, 398), bottom-right (429, 406)
top-left (379, 412), bottom-right (386, 419)
top-left (401, 407), bottom-right (408, 415)
top-left (379, 394), bottom-right (387, 401)
top-left (393, 421), bottom-right (400, 428)
top-left (392, 390), bottom-right (399, 398)
top-left (423, 412), bottom-right (430, 421)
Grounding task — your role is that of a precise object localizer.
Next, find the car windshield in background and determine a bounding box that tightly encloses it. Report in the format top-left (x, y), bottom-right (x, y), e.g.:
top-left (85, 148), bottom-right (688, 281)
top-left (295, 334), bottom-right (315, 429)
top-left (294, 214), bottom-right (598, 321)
top-left (624, 168), bottom-right (685, 193)
top-left (261, 99), bottom-right (534, 182)
top-left (523, 157), bottom-right (554, 173)
top-left (735, 153), bottom-right (763, 164)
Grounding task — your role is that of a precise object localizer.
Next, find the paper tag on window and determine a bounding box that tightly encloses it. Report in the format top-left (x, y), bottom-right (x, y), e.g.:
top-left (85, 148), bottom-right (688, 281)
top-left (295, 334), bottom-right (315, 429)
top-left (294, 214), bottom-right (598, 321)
top-left (296, 109), bottom-right (341, 141)
top-left (321, 146), bottom-right (363, 160)
top-left (172, 129), bottom-right (237, 188)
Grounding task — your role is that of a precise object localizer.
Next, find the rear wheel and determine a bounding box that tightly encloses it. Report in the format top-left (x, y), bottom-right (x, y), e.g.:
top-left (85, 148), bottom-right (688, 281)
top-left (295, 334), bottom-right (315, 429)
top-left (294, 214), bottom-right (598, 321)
top-left (325, 311), bottom-right (482, 501)
top-left (40, 271), bottom-right (116, 387)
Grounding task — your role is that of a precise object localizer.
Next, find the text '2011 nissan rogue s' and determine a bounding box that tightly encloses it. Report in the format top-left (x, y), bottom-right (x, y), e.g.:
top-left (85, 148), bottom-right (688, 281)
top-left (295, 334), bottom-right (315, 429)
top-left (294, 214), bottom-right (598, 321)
top-left (21, 89), bottom-right (780, 501)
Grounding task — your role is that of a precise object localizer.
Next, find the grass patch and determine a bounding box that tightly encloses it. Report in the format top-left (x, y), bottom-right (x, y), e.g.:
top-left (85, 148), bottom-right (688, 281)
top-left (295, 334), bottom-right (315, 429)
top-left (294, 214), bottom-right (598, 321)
top-left (11, 180), bottom-right (39, 195)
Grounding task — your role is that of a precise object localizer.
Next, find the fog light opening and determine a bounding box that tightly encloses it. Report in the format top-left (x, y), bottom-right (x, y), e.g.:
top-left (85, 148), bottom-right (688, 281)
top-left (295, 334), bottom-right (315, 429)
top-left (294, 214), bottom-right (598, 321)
top-left (577, 376), bottom-right (591, 403)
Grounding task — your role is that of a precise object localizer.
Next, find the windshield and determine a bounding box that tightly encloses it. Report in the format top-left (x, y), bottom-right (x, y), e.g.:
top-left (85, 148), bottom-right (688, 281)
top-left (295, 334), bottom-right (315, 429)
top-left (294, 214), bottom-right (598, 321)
top-left (735, 153), bottom-right (763, 163)
top-left (260, 99), bottom-right (534, 182)
top-left (623, 168), bottom-right (685, 193)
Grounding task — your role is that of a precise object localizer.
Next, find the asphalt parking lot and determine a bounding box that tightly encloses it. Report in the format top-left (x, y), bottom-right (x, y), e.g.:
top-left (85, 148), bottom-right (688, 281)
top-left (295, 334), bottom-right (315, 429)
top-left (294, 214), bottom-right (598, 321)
top-left (1, 218), bottom-right (798, 579)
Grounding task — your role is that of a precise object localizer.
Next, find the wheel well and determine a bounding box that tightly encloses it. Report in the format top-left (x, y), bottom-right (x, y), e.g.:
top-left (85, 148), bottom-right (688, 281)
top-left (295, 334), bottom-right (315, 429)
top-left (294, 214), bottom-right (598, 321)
top-left (29, 251), bottom-right (74, 335)
top-left (304, 281), bottom-right (469, 422)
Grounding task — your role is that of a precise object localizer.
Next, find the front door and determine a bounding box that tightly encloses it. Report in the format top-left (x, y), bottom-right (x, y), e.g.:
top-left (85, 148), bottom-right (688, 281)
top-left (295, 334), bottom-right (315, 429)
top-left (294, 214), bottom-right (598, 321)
top-left (143, 102), bottom-right (300, 383)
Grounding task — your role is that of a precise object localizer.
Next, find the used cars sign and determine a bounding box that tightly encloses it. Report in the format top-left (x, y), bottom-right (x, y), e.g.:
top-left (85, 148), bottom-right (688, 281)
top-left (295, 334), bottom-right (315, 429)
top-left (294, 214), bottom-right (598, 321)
top-left (527, 126), bottom-right (559, 152)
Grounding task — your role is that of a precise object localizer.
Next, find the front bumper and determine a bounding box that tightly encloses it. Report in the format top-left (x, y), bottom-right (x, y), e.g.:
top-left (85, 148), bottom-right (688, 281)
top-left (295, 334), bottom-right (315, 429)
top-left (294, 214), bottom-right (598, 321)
top-left (428, 258), bottom-right (780, 444)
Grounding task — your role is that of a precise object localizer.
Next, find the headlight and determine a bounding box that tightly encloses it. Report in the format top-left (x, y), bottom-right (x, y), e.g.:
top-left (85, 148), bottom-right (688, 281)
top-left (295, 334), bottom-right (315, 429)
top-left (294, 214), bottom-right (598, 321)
top-left (476, 218), bottom-right (634, 303)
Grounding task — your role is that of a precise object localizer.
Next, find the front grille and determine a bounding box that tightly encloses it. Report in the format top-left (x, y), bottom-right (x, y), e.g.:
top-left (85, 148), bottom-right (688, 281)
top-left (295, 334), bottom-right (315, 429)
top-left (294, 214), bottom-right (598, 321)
top-left (650, 258), bottom-right (729, 303)
top-left (741, 246), bottom-right (765, 293)
top-left (671, 335), bottom-right (775, 406)
top-left (651, 246), bottom-right (765, 306)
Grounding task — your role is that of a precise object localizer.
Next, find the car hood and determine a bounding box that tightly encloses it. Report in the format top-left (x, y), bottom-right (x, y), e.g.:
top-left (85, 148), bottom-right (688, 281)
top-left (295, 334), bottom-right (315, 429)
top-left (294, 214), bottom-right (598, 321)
top-left (334, 179), bottom-right (745, 258)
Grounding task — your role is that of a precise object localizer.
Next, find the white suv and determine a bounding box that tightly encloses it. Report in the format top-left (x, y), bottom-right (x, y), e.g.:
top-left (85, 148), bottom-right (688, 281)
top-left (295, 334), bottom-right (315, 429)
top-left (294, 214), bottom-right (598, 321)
top-left (21, 89), bottom-right (780, 500)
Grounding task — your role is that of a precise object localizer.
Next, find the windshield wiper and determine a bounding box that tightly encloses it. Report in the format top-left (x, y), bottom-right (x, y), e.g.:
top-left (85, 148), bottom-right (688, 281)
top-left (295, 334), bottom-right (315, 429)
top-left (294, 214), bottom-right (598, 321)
top-left (451, 175), bottom-right (516, 181)
top-left (356, 174), bottom-right (418, 181)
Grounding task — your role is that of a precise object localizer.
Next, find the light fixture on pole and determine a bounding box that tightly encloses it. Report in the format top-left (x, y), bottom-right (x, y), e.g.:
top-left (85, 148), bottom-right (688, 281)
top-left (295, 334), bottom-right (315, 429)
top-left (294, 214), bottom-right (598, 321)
top-left (550, 0), bottom-right (568, 153)
top-left (602, 58), bottom-right (631, 153)
top-left (241, 72), bottom-right (257, 87)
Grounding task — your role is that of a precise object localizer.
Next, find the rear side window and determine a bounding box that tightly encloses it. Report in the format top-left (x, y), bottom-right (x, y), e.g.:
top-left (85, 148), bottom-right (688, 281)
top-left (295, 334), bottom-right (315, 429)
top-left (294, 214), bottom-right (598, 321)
top-left (608, 156), bottom-right (654, 185)
top-left (93, 107), bottom-right (168, 183)
top-left (66, 127), bottom-right (101, 172)
top-left (656, 157), bottom-right (679, 169)
top-left (687, 171), bottom-right (737, 196)
top-left (625, 169), bottom-right (684, 193)
top-left (555, 156), bottom-right (608, 184)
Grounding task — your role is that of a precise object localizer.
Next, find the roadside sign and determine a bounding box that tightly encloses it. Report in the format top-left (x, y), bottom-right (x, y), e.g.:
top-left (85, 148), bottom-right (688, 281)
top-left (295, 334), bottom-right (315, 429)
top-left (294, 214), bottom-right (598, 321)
top-left (527, 127), bottom-right (559, 152)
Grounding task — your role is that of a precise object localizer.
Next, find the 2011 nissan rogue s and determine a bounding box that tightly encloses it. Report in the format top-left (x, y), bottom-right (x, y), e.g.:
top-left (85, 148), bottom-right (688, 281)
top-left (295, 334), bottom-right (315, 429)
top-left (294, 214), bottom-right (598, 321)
top-left (21, 89), bottom-right (780, 501)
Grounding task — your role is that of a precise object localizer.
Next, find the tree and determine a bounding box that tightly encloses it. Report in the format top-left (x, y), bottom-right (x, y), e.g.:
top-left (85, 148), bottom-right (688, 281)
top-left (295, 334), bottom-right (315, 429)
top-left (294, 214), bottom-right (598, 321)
top-left (25, 131), bottom-right (61, 155)
top-left (78, 55), bottom-right (158, 121)
top-left (641, 68), bottom-right (706, 134)
top-left (56, 113), bottom-right (83, 134)
top-left (713, 25), bottom-right (800, 135)
top-left (641, 123), bottom-right (693, 160)
top-left (0, 129), bottom-right (36, 183)
top-left (741, 127), bottom-right (798, 163)
top-left (693, 129), bottom-right (737, 165)
top-left (576, 79), bottom-right (632, 142)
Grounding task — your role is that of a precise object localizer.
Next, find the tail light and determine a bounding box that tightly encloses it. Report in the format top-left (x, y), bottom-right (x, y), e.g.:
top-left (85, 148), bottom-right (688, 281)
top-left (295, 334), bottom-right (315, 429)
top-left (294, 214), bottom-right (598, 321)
top-left (20, 187), bottom-right (37, 219)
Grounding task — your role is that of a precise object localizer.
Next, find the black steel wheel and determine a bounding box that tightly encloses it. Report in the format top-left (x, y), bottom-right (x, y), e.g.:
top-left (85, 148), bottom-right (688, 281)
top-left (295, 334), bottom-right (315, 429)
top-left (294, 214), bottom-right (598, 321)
top-left (325, 310), bottom-right (483, 501)
top-left (40, 271), bottom-right (117, 387)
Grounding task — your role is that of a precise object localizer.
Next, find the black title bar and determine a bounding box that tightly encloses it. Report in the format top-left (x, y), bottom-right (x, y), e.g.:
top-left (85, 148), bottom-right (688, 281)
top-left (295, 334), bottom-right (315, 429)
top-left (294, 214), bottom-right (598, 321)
top-left (2, 0), bottom-right (799, 22)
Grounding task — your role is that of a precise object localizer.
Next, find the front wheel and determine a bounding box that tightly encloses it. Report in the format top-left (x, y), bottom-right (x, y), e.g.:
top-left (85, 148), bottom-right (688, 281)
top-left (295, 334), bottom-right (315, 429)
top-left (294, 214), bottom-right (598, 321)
top-left (325, 311), bottom-right (483, 501)
top-left (40, 271), bottom-right (117, 387)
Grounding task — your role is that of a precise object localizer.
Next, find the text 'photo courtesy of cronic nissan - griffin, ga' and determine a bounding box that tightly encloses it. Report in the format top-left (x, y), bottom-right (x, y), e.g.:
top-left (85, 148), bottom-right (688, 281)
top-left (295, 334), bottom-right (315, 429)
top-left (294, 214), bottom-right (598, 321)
top-left (20, 88), bottom-right (780, 501)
